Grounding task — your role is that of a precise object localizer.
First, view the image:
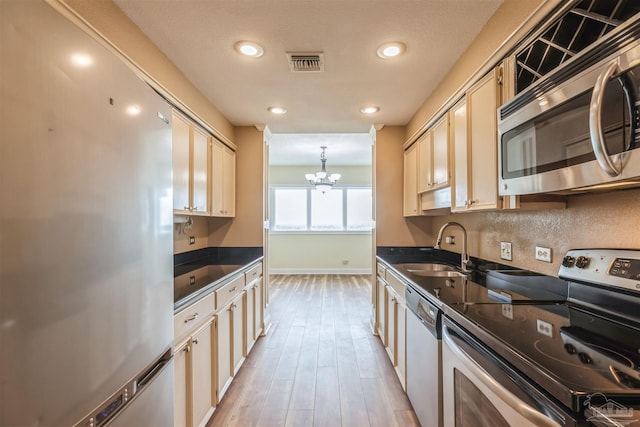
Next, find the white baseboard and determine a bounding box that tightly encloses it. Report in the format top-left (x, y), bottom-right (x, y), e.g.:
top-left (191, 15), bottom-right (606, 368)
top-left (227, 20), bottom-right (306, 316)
top-left (269, 268), bottom-right (372, 275)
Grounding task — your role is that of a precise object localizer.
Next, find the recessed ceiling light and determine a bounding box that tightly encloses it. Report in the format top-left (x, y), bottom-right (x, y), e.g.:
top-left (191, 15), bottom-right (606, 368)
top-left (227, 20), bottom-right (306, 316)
top-left (234, 41), bottom-right (264, 58)
top-left (376, 42), bottom-right (406, 59)
top-left (71, 53), bottom-right (93, 67)
top-left (268, 106), bottom-right (287, 115)
top-left (360, 106), bottom-right (380, 114)
top-left (126, 104), bottom-right (141, 116)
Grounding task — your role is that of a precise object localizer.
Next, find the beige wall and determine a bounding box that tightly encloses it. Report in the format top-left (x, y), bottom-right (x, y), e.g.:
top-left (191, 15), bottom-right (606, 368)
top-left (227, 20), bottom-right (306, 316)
top-left (406, 0), bottom-right (547, 140)
top-left (431, 189), bottom-right (640, 276)
top-left (375, 126), bottom-right (433, 246)
top-left (209, 126), bottom-right (264, 247)
top-left (270, 165), bottom-right (372, 186)
top-left (174, 216), bottom-right (209, 254)
top-left (269, 234), bottom-right (372, 274)
top-left (58, 0), bottom-right (234, 142)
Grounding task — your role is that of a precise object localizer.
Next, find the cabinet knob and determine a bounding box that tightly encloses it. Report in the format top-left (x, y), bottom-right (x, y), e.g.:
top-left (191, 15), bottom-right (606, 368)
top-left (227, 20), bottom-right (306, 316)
top-left (183, 345), bottom-right (190, 353)
top-left (193, 338), bottom-right (199, 345)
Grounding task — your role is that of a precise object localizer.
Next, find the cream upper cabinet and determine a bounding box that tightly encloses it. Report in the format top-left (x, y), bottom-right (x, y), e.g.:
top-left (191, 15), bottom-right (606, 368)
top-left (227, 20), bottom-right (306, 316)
top-left (172, 114), bottom-right (191, 213)
top-left (172, 112), bottom-right (209, 215)
top-left (452, 68), bottom-right (501, 212)
top-left (451, 99), bottom-right (469, 211)
top-left (403, 143), bottom-right (419, 216)
top-left (191, 128), bottom-right (209, 215)
top-left (432, 115), bottom-right (449, 188)
top-left (211, 140), bottom-right (236, 217)
top-left (417, 131), bottom-right (432, 193)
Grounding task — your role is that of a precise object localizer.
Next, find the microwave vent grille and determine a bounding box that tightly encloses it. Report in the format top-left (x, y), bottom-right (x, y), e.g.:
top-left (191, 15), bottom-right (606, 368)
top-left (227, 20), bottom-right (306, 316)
top-left (514, 0), bottom-right (639, 95)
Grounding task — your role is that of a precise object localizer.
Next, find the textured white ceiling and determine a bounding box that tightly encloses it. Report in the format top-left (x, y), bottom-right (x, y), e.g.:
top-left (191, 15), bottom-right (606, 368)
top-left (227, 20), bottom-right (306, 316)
top-left (269, 133), bottom-right (372, 166)
top-left (113, 0), bottom-right (503, 135)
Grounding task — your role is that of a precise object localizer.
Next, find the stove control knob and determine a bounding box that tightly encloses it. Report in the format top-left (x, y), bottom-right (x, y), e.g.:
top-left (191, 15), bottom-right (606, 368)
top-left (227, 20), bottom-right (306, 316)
top-left (578, 352), bottom-right (592, 364)
top-left (564, 343), bottom-right (577, 354)
top-left (562, 256), bottom-right (575, 268)
top-left (576, 256), bottom-right (590, 269)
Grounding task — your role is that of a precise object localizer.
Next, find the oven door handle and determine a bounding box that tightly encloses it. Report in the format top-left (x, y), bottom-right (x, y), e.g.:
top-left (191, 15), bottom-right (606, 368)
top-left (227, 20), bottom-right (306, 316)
top-left (589, 60), bottom-right (622, 177)
top-left (442, 325), bottom-right (560, 427)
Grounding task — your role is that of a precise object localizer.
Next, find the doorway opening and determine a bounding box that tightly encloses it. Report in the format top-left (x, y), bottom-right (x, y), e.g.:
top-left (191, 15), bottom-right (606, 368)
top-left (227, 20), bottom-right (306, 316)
top-left (266, 133), bottom-right (373, 275)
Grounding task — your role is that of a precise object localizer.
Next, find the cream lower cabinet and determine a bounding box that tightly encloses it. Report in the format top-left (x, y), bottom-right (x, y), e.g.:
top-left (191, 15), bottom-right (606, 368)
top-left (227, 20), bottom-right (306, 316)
top-left (174, 319), bottom-right (215, 427)
top-left (376, 263), bottom-right (407, 390)
top-left (215, 291), bottom-right (245, 402)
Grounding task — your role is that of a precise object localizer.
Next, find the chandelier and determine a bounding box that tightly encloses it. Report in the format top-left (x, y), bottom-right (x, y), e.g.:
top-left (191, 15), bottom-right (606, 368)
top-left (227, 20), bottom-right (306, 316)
top-left (305, 146), bottom-right (341, 193)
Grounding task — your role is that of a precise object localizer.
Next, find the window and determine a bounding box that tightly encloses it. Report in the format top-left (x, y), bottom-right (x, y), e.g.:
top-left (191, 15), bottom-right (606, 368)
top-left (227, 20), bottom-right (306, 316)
top-left (271, 187), bottom-right (372, 232)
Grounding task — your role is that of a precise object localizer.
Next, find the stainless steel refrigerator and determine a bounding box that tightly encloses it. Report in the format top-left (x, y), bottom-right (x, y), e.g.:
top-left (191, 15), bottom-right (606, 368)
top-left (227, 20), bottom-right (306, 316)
top-left (1, 1), bottom-right (175, 425)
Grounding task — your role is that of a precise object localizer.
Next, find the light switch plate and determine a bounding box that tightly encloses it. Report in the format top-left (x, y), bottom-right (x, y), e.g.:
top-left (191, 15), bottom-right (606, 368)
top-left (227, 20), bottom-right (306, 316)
top-left (535, 246), bottom-right (552, 262)
top-left (500, 242), bottom-right (512, 261)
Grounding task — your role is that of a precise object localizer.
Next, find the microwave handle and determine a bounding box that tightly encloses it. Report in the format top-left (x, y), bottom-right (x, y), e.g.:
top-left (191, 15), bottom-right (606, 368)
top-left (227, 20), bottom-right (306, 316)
top-left (589, 60), bottom-right (622, 177)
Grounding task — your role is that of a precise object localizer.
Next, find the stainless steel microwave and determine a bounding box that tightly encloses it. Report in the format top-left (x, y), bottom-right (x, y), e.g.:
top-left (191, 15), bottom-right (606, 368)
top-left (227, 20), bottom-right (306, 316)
top-left (498, 20), bottom-right (640, 196)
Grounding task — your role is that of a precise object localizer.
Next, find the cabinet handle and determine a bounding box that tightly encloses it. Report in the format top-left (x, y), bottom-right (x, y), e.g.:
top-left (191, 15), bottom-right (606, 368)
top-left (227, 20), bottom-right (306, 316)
top-left (184, 313), bottom-right (198, 323)
top-left (229, 287), bottom-right (237, 292)
top-left (193, 338), bottom-right (199, 345)
top-left (183, 345), bottom-right (190, 353)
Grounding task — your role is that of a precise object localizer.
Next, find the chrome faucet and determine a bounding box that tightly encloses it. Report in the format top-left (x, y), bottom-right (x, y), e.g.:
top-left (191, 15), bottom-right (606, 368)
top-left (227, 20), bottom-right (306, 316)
top-left (434, 221), bottom-right (471, 273)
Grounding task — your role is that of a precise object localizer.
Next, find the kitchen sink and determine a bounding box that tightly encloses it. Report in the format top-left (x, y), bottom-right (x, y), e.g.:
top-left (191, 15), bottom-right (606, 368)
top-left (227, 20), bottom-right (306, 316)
top-left (395, 263), bottom-right (467, 278)
top-left (398, 263), bottom-right (457, 272)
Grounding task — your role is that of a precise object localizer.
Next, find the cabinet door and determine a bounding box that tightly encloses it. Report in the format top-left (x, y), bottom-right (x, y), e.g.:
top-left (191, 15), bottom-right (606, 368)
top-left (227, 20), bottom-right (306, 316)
top-left (172, 114), bottom-right (191, 212)
top-left (396, 300), bottom-right (407, 390)
top-left (191, 128), bottom-right (209, 214)
top-left (403, 144), bottom-right (419, 216)
top-left (377, 277), bottom-right (386, 343)
top-left (432, 115), bottom-right (449, 187)
top-left (417, 131), bottom-right (432, 193)
top-left (245, 284), bottom-right (255, 356)
top-left (255, 277), bottom-right (263, 337)
top-left (451, 99), bottom-right (469, 212)
top-left (223, 147), bottom-right (236, 216)
top-left (211, 141), bottom-right (236, 217)
top-left (231, 293), bottom-right (245, 375)
top-left (468, 69), bottom-right (500, 210)
top-left (174, 342), bottom-right (189, 427)
top-left (385, 285), bottom-right (397, 363)
top-left (191, 321), bottom-right (214, 427)
top-left (215, 307), bottom-right (232, 402)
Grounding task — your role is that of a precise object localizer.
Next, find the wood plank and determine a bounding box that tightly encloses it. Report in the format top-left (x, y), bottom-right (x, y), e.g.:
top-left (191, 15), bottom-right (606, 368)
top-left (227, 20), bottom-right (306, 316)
top-left (207, 275), bottom-right (418, 427)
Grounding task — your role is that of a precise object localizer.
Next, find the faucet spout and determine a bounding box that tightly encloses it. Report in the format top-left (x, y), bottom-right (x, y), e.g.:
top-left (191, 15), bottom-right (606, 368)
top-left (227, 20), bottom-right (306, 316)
top-left (434, 222), bottom-right (470, 273)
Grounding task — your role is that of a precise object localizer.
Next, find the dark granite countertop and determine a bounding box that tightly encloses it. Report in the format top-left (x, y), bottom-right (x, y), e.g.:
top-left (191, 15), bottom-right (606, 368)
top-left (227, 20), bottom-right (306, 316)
top-left (174, 246), bottom-right (263, 311)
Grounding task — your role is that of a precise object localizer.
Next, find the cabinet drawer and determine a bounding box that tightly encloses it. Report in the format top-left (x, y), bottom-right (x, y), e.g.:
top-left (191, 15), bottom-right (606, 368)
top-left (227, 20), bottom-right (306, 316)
top-left (174, 292), bottom-right (214, 341)
top-left (386, 271), bottom-right (407, 302)
top-left (245, 262), bottom-right (263, 285)
top-left (377, 262), bottom-right (387, 279)
top-left (215, 274), bottom-right (244, 310)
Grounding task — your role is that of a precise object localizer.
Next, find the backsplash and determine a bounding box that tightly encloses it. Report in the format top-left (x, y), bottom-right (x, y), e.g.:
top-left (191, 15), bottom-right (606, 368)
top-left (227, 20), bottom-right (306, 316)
top-left (431, 188), bottom-right (640, 276)
top-left (173, 216), bottom-right (209, 254)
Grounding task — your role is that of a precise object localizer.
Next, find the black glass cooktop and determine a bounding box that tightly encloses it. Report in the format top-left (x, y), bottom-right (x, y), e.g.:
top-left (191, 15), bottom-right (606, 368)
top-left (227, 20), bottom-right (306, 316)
top-left (446, 302), bottom-right (640, 411)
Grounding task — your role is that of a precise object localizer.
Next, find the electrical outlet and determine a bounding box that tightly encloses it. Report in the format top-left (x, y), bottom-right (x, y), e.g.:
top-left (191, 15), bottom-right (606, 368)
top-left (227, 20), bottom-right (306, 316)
top-left (535, 246), bottom-right (552, 263)
top-left (445, 236), bottom-right (456, 245)
top-left (189, 236), bottom-right (195, 245)
top-left (536, 319), bottom-right (553, 337)
top-left (500, 242), bottom-right (512, 261)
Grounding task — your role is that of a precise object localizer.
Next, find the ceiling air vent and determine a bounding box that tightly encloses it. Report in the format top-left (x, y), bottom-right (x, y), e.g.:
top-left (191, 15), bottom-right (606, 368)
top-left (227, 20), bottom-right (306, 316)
top-left (287, 52), bottom-right (324, 72)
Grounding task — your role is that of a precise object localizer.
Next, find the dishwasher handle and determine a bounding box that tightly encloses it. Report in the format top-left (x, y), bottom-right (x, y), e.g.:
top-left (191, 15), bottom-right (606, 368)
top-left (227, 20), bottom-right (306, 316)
top-left (442, 325), bottom-right (560, 427)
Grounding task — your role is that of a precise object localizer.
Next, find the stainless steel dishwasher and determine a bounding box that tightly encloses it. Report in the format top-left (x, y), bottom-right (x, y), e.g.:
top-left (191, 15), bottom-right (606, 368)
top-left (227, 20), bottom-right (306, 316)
top-left (406, 284), bottom-right (442, 427)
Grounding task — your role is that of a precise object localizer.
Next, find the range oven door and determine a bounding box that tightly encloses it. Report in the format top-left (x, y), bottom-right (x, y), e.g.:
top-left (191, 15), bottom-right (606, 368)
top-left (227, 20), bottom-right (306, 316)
top-left (498, 38), bottom-right (640, 195)
top-left (441, 318), bottom-right (573, 427)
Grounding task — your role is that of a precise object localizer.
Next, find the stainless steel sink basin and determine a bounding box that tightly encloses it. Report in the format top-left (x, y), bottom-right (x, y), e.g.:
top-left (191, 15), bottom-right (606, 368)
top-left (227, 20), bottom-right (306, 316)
top-left (398, 263), bottom-right (457, 272)
top-left (410, 270), bottom-right (466, 278)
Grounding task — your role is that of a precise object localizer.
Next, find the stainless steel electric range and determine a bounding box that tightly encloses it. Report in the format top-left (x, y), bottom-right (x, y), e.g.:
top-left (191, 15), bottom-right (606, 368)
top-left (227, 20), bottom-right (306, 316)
top-left (442, 249), bottom-right (640, 427)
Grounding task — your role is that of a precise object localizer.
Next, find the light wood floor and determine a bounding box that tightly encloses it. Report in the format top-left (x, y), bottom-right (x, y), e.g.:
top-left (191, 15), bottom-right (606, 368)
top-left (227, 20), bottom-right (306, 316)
top-left (207, 274), bottom-right (419, 427)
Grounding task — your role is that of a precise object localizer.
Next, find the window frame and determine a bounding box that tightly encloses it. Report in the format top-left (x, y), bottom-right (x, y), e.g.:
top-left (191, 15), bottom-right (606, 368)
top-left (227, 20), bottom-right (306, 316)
top-left (269, 185), bottom-right (373, 234)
